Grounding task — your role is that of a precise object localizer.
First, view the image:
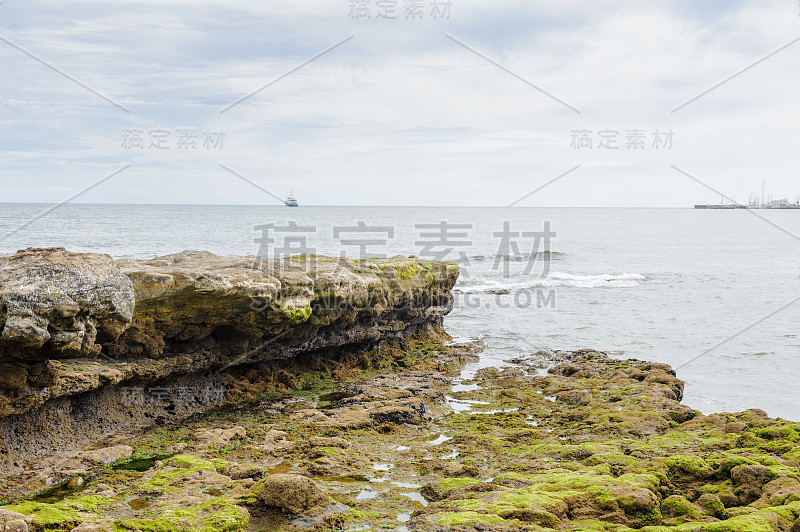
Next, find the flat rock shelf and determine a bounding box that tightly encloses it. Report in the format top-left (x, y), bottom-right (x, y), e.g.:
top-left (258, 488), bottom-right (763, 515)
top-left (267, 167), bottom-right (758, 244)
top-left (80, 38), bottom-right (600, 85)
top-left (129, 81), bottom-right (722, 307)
top-left (0, 248), bottom-right (457, 472)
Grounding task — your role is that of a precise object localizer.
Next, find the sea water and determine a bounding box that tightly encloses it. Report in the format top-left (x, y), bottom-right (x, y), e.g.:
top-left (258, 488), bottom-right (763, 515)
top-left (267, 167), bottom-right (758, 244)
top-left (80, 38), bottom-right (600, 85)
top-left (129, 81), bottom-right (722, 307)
top-left (1, 204), bottom-right (798, 419)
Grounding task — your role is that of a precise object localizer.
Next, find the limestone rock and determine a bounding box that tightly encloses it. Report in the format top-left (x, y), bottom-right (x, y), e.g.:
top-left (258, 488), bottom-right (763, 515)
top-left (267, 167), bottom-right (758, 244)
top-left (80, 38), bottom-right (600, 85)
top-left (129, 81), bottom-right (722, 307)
top-left (254, 474), bottom-right (329, 515)
top-left (263, 429), bottom-right (287, 442)
top-left (222, 462), bottom-right (265, 480)
top-left (695, 493), bottom-right (725, 518)
top-left (724, 421), bottom-right (747, 433)
top-left (0, 248), bottom-right (134, 361)
top-left (556, 389), bottom-right (592, 405)
top-left (194, 426), bottom-right (246, 447)
top-left (0, 509), bottom-right (29, 532)
top-left (0, 251), bottom-right (457, 470)
top-left (109, 251), bottom-right (457, 365)
top-left (70, 519), bottom-right (115, 531)
top-left (731, 464), bottom-right (777, 505)
top-left (1, 251), bottom-right (455, 419)
top-left (308, 436), bottom-right (351, 448)
top-left (756, 476), bottom-right (800, 507)
top-left (78, 444), bottom-right (133, 465)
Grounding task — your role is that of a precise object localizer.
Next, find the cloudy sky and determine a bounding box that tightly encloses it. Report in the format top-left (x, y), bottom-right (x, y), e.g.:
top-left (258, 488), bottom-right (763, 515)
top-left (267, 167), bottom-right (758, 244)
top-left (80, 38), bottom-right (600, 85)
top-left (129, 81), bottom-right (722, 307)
top-left (0, 0), bottom-right (798, 206)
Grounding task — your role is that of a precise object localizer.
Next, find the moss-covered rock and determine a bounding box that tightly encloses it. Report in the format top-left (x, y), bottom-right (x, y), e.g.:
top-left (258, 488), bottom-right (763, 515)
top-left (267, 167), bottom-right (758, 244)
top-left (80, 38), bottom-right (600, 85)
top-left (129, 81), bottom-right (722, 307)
top-left (253, 474), bottom-right (329, 515)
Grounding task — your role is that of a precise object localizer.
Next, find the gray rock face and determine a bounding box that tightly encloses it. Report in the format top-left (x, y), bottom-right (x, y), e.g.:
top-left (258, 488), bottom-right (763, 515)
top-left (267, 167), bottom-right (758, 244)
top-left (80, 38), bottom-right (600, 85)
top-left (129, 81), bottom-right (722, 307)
top-left (0, 248), bottom-right (457, 470)
top-left (0, 248), bottom-right (134, 360)
top-left (109, 250), bottom-right (456, 364)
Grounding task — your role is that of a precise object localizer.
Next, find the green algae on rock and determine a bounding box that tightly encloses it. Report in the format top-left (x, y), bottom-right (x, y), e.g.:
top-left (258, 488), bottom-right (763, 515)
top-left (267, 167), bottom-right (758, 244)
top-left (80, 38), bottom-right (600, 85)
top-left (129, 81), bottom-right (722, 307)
top-left (3, 340), bottom-right (800, 531)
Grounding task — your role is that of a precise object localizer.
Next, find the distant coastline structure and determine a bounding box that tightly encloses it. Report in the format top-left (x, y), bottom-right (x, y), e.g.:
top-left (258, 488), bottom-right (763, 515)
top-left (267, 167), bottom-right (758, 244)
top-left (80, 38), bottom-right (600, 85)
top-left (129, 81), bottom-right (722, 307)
top-left (694, 180), bottom-right (800, 209)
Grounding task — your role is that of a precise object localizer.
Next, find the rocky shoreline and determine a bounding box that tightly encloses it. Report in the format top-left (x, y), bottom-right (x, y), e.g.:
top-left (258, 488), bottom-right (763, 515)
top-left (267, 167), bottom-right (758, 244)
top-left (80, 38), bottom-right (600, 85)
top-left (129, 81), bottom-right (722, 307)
top-left (2, 332), bottom-right (800, 531)
top-left (2, 249), bottom-right (800, 532)
top-left (0, 248), bottom-right (457, 471)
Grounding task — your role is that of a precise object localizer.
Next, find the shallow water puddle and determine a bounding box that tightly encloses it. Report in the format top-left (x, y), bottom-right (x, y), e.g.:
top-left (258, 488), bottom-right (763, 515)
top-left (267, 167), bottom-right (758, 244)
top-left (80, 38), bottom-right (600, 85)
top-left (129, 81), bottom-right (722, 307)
top-left (321, 474), bottom-right (371, 483)
top-left (110, 453), bottom-right (173, 472)
top-left (127, 498), bottom-right (150, 510)
top-left (397, 511), bottom-right (412, 522)
top-left (442, 450), bottom-right (459, 460)
top-left (395, 445), bottom-right (410, 451)
top-left (412, 432), bottom-right (448, 444)
top-left (30, 477), bottom-right (88, 503)
top-left (450, 383), bottom-right (481, 392)
top-left (392, 480), bottom-right (422, 489)
top-left (355, 489), bottom-right (379, 501)
top-left (372, 463), bottom-right (393, 471)
top-left (428, 434), bottom-right (452, 446)
top-left (402, 491), bottom-right (428, 507)
top-left (468, 407), bottom-right (518, 415)
top-left (265, 461), bottom-right (292, 475)
top-left (317, 389), bottom-right (360, 409)
top-left (445, 395), bottom-right (491, 413)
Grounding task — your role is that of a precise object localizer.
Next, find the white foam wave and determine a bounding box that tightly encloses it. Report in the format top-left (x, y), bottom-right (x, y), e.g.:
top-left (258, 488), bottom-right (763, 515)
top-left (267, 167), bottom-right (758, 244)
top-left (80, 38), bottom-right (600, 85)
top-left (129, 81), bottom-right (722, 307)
top-left (454, 272), bottom-right (646, 293)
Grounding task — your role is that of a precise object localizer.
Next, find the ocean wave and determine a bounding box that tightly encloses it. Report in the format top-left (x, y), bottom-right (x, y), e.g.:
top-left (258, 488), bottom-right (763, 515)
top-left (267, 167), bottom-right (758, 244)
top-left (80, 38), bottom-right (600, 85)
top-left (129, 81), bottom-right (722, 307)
top-left (454, 272), bottom-right (646, 293)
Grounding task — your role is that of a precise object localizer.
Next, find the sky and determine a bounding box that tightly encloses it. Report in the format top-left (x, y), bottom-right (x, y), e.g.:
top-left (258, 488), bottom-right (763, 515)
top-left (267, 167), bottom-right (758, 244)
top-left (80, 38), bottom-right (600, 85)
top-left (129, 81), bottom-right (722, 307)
top-left (0, 0), bottom-right (798, 207)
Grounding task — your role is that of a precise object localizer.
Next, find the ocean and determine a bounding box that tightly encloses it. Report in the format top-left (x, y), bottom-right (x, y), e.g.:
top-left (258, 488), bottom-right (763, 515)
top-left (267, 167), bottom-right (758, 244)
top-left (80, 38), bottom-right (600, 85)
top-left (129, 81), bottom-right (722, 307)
top-left (1, 204), bottom-right (798, 420)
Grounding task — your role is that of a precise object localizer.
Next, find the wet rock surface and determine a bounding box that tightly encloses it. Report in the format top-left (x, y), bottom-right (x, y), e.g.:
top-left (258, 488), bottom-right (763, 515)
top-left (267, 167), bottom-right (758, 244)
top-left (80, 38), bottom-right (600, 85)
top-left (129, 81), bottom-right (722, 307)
top-left (2, 333), bottom-right (799, 531)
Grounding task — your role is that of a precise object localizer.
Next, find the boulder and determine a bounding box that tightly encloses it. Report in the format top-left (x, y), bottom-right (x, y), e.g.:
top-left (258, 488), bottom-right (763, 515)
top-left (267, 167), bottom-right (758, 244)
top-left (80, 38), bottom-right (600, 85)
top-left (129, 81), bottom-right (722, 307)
top-left (695, 493), bottom-right (725, 519)
top-left (0, 248), bottom-right (134, 361)
top-left (0, 509), bottom-right (29, 532)
top-left (222, 462), bottom-right (265, 480)
top-left (194, 426), bottom-right (246, 447)
top-left (254, 474), bottom-right (329, 515)
top-left (731, 464), bottom-right (777, 505)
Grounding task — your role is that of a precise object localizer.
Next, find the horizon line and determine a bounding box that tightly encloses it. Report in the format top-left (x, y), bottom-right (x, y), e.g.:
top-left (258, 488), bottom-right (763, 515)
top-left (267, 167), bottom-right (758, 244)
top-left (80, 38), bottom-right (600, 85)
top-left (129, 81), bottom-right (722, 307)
top-left (0, 202), bottom-right (709, 209)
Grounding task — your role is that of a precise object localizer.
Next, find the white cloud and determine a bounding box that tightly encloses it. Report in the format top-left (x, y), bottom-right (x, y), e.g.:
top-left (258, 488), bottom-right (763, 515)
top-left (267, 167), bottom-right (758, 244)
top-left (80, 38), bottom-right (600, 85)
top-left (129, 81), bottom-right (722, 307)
top-left (1, 0), bottom-right (798, 205)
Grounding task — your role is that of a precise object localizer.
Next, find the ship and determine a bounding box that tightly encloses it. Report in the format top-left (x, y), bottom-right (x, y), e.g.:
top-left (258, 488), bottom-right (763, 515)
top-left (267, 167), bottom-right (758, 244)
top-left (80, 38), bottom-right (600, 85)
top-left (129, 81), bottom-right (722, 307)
top-left (694, 194), bottom-right (745, 209)
top-left (693, 203), bottom-right (741, 209)
top-left (285, 192), bottom-right (298, 207)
